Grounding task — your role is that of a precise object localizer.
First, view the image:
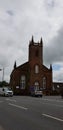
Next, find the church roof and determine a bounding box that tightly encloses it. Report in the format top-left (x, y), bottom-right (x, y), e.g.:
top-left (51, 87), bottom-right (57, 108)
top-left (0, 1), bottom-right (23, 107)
top-left (42, 64), bottom-right (51, 72)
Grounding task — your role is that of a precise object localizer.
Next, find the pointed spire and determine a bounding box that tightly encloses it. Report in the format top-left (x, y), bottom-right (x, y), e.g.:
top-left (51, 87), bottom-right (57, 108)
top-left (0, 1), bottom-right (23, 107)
top-left (14, 61), bottom-right (17, 69)
top-left (40, 37), bottom-right (43, 45)
top-left (50, 64), bottom-right (52, 70)
top-left (31, 35), bottom-right (34, 43)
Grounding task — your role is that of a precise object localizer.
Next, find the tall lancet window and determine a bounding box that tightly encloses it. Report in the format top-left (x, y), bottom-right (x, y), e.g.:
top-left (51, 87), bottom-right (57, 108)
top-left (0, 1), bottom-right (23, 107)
top-left (35, 65), bottom-right (39, 74)
top-left (43, 77), bottom-right (46, 89)
top-left (20, 75), bottom-right (26, 89)
top-left (34, 81), bottom-right (39, 90)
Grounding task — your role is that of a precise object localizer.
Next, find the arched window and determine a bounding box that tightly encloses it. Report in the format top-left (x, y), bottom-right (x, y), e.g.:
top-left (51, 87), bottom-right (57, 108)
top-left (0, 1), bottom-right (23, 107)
top-left (43, 77), bottom-right (46, 89)
top-left (35, 65), bottom-right (39, 74)
top-left (20, 75), bottom-right (26, 89)
top-left (34, 81), bottom-right (39, 90)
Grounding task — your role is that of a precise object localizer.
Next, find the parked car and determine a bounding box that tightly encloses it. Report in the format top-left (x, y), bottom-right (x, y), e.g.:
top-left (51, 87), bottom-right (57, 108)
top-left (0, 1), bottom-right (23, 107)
top-left (30, 86), bottom-right (43, 97)
top-left (33, 89), bottom-right (43, 97)
top-left (0, 87), bottom-right (13, 96)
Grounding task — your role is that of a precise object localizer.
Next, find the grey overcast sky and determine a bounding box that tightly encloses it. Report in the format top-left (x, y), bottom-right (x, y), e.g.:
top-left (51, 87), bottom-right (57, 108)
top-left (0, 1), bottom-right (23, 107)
top-left (0, 0), bottom-right (63, 82)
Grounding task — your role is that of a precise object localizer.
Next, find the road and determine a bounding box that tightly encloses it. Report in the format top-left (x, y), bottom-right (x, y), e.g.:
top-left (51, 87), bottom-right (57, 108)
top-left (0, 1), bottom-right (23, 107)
top-left (0, 96), bottom-right (63, 130)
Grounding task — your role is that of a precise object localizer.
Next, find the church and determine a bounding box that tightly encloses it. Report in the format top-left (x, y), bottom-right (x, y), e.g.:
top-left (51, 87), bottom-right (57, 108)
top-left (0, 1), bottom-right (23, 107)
top-left (10, 36), bottom-right (52, 95)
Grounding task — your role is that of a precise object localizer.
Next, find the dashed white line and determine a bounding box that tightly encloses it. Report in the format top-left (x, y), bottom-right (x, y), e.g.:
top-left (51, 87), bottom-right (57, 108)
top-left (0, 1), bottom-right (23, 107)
top-left (6, 98), bottom-right (16, 102)
top-left (9, 103), bottom-right (28, 110)
top-left (42, 113), bottom-right (63, 122)
top-left (0, 101), bottom-right (3, 103)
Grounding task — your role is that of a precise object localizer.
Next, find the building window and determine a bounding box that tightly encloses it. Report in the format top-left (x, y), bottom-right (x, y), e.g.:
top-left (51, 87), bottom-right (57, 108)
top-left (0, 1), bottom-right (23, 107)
top-left (43, 77), bottom-right (46, 89)
top-left (20, 75), bottom-right (26, 89)
top-left (35, 65), bottom-right (39, 74)
top-left (34, 81), bottom-right (39, 90)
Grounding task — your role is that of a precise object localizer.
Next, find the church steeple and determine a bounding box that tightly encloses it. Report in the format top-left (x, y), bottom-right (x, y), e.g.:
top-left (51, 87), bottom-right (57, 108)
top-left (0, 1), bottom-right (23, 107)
top-left (29, 36), bottom-right (43, 64)
top-left (50, 64), bottom-right (52, 71)
top-left (40, 37), bottom-right (43, 46)
top-left (14, 61), bottom-right (17, 69)
top-left (31, 35), bottom-right (34, 43)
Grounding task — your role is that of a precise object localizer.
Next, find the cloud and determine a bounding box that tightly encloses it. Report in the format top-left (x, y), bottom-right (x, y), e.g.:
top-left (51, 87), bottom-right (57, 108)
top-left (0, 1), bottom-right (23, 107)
top-left (44, 26), bottom-right (63, 65)
top-left (44, 0), bottom-right (55, 11)
top-left (6, 10), bottom-right (14, 16)
top-left (53, 65), bottom-right (63, 82)
top-left (0, 0), bottom-right (63, 82)
top-left (43, 25), bottom-right (63, 81)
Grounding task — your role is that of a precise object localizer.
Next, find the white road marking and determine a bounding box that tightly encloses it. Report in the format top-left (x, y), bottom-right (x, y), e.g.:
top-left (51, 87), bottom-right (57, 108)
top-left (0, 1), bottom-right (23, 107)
top-left (0, 101), bottom-right (3, 103)
top-left (9, 103), bottom-right (28, 110)
top-left (42, 113), bottom-right (63, 122)
top-left (6, 98), bottom-right (16, 102)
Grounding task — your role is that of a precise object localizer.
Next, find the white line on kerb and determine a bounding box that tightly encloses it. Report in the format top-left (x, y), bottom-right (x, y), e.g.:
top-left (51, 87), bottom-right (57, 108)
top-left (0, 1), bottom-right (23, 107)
top-left (9, 103), bottom-right (28, 110)
top-left (42, 113), bottom-right (63, 122)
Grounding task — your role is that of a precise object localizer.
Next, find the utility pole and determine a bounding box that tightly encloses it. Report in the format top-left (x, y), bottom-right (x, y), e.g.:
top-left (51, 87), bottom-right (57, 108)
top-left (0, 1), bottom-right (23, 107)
top-left (0, 68), bottom-right (2, 81)
top-left (2, 68), bottom-right (4, 81)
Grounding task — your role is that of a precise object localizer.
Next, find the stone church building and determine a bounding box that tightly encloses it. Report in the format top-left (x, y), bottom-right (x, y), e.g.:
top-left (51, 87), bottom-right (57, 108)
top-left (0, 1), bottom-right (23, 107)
top-left (10, 36), bottom-right (52, 95)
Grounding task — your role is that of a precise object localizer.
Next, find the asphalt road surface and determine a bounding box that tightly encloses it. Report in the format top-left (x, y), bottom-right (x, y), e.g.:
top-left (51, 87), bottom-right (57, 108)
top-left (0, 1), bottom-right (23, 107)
top-left (0, 96), bottom-right (63, 130)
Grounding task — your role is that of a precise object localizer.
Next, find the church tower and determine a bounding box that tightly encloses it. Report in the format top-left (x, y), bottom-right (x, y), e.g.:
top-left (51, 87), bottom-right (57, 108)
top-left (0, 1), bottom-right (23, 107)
top-left (29, 36), bottom-right (43, 64)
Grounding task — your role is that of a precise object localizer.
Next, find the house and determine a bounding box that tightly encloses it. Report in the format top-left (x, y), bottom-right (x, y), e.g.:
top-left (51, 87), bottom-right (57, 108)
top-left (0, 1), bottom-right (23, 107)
top-left (10, 36), bottom-right (52, 95)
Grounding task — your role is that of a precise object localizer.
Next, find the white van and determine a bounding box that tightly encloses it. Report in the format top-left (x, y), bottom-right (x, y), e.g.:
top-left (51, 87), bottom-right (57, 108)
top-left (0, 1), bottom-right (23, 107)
top-left (0, 87), bottom-right (13, 96)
